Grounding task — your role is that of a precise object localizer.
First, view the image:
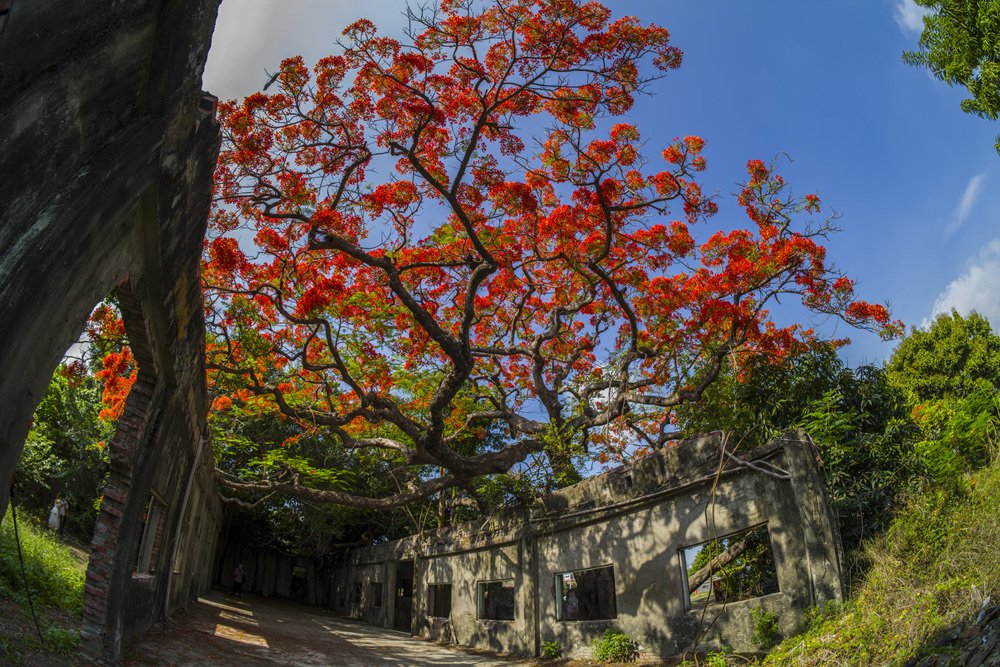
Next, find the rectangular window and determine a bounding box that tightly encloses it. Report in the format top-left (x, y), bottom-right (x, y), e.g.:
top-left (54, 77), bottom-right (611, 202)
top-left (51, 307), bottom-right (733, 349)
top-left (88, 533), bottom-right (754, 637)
top-left (428, 583), bottom-right (452, 618)
top-left (370, 581), bottom-right (383, 608)
top-left (135, 495), bottom-right (166, 575)
top-left (477, 579), bottom-right (515, 621)
top-left (680, 524), bottom-right (779, 608)
top-left (555, 565), bottom-right (617, 621)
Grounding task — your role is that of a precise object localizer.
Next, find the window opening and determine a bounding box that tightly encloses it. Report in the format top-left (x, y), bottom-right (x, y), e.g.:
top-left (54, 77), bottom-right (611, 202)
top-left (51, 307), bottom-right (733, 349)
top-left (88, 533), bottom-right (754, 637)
top-left (555, 565), bottom-right (617, 621)
top-left (680, 524), bottom-right (779, 607)
top-left (135, 495), bottom-right (166, 574)
top-left (477, 579), bottom-right (515, 621)
top-left (428, 583), bottom-right (452, 618)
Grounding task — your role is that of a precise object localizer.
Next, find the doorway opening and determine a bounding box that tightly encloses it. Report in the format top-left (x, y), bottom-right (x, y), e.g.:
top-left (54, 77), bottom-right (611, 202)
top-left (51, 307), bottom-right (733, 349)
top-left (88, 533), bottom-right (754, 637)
top-left (393, 560), bottom-right (414, 632)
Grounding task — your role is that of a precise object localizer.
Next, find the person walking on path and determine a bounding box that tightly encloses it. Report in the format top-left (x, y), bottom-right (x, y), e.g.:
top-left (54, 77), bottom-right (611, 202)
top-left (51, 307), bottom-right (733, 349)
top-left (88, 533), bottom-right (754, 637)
top-left (233, 563), bottom-right (247, 597)
top-left (56, 494), bottom-right (68, 536)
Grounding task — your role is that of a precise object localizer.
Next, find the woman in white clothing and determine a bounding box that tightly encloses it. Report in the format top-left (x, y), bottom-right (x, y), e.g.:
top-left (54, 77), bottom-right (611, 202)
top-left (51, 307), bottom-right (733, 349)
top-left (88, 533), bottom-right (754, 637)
top-left (48, 494), bottom-right (62, 531)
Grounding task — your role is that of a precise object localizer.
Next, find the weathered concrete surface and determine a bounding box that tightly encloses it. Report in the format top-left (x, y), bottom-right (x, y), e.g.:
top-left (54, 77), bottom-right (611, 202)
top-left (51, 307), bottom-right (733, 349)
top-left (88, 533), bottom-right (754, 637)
top-left (327, 431), bottom-right (845, 661)
top-left (0, 0), bottom-right (223, 663)
top-left (126, 590), bottom-right (524, 666)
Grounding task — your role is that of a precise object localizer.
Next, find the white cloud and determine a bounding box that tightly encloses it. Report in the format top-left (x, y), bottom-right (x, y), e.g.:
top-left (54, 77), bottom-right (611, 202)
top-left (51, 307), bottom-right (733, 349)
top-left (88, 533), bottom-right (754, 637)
top-left (893, 0), bottom-right (931, 35)
top-left (203, 0), bottom-right (407, 100)
top-left (927, 239), bottom-right (1000, 329)
top-left (944, 172), bottom-right (987, 237)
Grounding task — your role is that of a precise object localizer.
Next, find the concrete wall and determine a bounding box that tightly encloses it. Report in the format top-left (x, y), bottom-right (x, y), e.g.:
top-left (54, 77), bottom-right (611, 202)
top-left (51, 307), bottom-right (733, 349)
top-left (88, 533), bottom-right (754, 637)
top-left (327, 431), bottom-right (844, 661)
top-left (0, 1), bottom-right (223, 664)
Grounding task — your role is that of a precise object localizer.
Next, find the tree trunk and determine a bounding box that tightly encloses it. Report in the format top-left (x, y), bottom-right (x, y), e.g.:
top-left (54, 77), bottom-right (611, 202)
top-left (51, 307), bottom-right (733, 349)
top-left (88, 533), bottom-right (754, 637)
top-left (687, 537), bottom-right (749, 594)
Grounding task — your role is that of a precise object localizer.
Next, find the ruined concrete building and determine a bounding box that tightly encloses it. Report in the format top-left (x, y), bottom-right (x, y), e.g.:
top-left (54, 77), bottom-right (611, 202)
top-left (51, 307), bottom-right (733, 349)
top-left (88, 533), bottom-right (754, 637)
top-left (0, 2), bottom-right (844, 664)
top-left (323, 431), bottom-right (844, 659)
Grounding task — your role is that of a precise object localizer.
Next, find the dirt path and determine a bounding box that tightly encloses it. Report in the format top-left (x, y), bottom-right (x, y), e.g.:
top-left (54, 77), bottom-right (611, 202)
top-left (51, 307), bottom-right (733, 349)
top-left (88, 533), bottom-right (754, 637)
top-left (127, 590), bottom-right (524, 666)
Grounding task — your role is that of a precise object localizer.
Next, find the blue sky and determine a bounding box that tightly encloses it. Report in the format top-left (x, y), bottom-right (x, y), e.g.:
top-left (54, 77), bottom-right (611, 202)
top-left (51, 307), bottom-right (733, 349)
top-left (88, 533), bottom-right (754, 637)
top-left (204, 0), bottom-right (1000, 366)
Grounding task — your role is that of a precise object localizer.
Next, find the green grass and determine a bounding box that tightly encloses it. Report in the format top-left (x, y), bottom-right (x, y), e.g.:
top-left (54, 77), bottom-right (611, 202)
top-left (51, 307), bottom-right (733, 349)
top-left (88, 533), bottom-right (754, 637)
top-left (0, 506), bottom-right (87, 613)
top-left (0, 507), bottom-right (87, 664)
top-left (761, 457), bottom-right (1000, 666)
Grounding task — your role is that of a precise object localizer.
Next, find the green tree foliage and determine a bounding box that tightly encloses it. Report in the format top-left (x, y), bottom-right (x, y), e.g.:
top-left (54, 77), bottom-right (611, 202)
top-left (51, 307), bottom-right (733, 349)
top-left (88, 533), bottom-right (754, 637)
top-left (15, 368), bottom-right (111, 539)
top-left (887, 311), bottom-right (1000, 478)
top-left (887, 311), bottom-right (1000, 403)
top-left (211, 406), bottom-right (414, 552)
top-left (903, 1), bottom-right (1000, 153)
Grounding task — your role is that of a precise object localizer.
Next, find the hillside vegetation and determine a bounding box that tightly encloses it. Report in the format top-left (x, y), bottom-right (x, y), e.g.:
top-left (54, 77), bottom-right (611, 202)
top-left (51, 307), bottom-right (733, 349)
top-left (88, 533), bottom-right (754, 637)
top-left (762, 455), bottom-right (999, 666)
top-left (0, 508), bottom-right (87, 664)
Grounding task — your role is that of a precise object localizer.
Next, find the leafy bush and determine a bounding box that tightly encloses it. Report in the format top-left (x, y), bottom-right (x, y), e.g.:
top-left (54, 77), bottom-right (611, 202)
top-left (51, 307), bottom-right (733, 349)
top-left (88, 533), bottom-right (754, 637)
top-left (592, 628), bottom-right (640, 663)
top-left (541, 640), bottom-right (562, 659)
top-left (911, 384), bottom-right (999, 479)
top-left (750, 607), bottom-right (781, 649)
top-left (706, 652), bottom-right (729, 667)
top-left (43, 626), bottom-right (79, 652)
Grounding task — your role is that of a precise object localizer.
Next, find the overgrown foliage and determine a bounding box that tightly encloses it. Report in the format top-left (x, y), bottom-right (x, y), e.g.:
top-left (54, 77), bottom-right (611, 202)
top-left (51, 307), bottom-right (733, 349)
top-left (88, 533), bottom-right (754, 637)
top-left (751, 607), bottom-right (782, 650)
top-left (888, 311), bottom-right (1000, 479)
top-left (0, 509), bottom-right (86, 614)
top-left (686, 526), bottom-right (778, 605)
top-left (14, 368), bottom-right (111, 540)
top-left (12, 295), bottom-right (136, 542)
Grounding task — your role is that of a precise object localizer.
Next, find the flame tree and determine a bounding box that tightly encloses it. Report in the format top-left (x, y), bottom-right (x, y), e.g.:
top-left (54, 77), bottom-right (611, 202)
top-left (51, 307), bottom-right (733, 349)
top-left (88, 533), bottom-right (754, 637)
top-left (203, 0), bottom-right (900, 509)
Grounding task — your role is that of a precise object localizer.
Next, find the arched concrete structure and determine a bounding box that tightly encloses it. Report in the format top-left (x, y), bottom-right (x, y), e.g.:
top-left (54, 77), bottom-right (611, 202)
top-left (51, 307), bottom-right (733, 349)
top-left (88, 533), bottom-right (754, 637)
top-left (0, 1), bottom-right (223, 663)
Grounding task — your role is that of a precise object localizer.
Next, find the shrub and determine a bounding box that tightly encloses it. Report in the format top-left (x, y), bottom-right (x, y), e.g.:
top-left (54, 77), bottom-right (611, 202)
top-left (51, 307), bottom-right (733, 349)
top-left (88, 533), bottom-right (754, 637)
top-left (43, 626), bottom-right (79, 653)
top-left (706, 652), bottom-right (729, 667)
top-left (541, 640), bottom-right (562, 659)
top-left (592, 628), bottom-right (640, 663)
top-left (750, 607), bottom-right (781, 649)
